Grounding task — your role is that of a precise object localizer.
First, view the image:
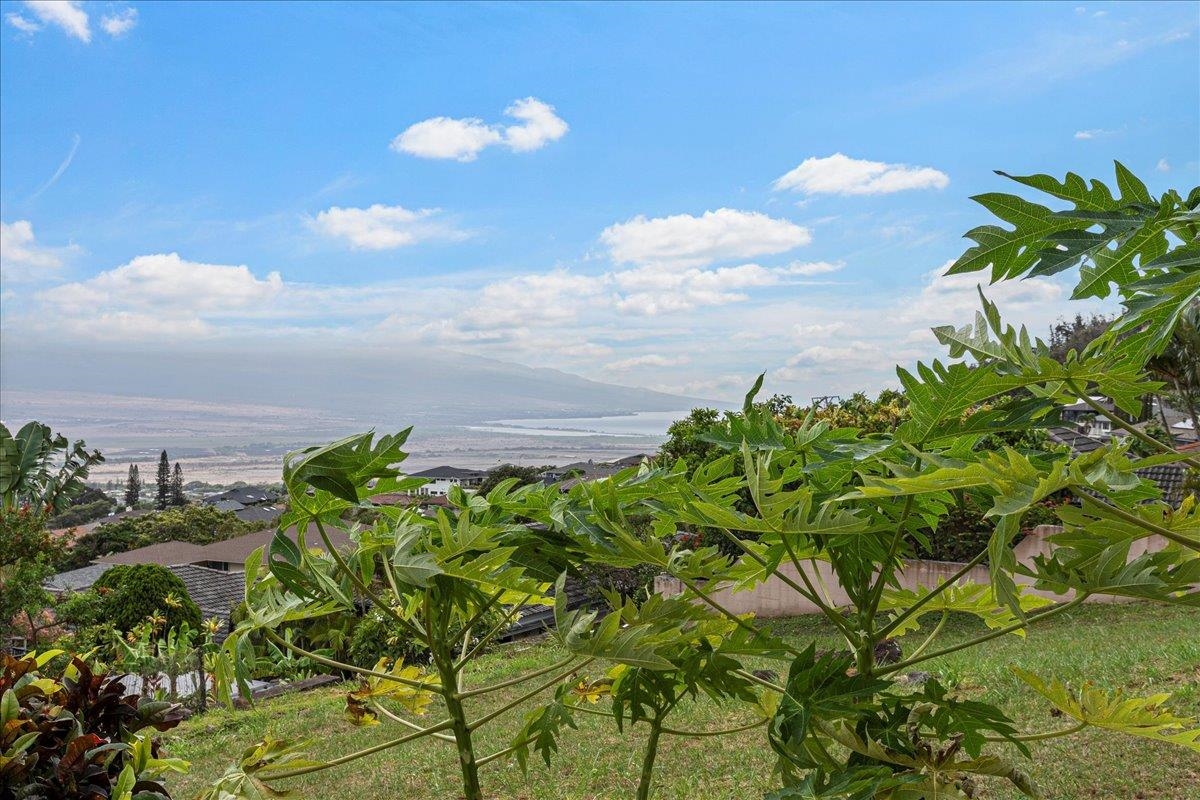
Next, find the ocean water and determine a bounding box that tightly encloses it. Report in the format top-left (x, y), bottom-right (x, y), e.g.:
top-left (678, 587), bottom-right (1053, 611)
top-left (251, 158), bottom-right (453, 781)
top-left (466, 409), bottom-right (689, 438)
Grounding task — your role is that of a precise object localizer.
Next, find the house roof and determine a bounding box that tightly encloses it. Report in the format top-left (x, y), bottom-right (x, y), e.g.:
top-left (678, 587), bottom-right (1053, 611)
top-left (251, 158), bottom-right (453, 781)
top-left (234, 505), bottom-right (282, 524)
top-left (97, 540), bottom-right (211, 566)
top-left (408, 466), bottom-right (487, 480)
top-left (1136, 463), bottom-right (1189, 507)
top-left (168, 565), bottom-right (245, 620)
top-left (194, 525), bottom-right (353, 567)
top-left (203, 487), bottom-right (279, 506)
top-left (1047, 426), bottom-right (1107, 454)
top-left (44, 563), bottom-right (113, 594)
top-left (210, 500), bottom-right (245, 512)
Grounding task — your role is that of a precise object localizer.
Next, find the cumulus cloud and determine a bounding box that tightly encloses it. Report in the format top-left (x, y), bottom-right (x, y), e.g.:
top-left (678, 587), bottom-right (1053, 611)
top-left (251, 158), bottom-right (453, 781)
top-left (391, 97), bottom-right (568, 161)
top-left (1, 220), bottom-right (79, 281)
top-left (898, 261), bottom-right (1063, 326)
top-left (773, 153), bottom-right (949, 196)
top-left (100, 7), bottom-right (138, 37)
top-left (16, 1), bottom-right (91, 41)
top-left (42, 253), bottom-right (283, 316)
top-left (310, 204), bottom-right (467, 250)
top-left (454, 270), bottom-right (605, 331)
top-left (605, 354), bottom-right (690, 371)
top-left (1157, 158), bottom-right (1171, 172)
top-left (600, 208), bottom-right (811, 268)
top-left (501, 97), bottom-right (570, 152)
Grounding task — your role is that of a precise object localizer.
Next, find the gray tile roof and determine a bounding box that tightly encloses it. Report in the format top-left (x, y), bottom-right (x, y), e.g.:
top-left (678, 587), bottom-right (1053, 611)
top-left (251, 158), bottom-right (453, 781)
top-left (1135, 463), bottom-right (1189, 507)
top-left (168, 565), bottom-right (245, 620)
top-left (1047, 426), bottom-right (1106, 454)
top-left (44, 563), bottom-right (113, 594)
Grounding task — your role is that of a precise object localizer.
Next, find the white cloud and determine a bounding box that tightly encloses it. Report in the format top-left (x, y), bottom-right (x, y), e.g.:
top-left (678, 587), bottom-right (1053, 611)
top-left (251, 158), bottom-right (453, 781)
top-left (310, 204), bottom-right (467, 250)
top-left (773, 153), bottom-right (949, 196)
top-left (501, 97), bottom-right (570, 152)
top-left (22, 1), bottom-right (90, 42)
top-left (613, 263), bottom-right (779, 314)
top-left (600, 208), bottom-right (811, 268)
top-left (1073, 128), bottom-right (1118, 140)
top-left (100, 7), bottom-right (138, 37)
top-left (42, 253), bottom-right (283, 314)
top-left (390, 117), bottom-right (503, 162)
top-left (898, 261), bottom-right (1063, 326)
top-left (0, 220), bottom-right (79, 281)
top-left (1157, 158), bottom-right (1171, 172)
top-left (454, 270), bottom-right (605, 331)
top-left (793, 321), bottom-right (847, 339)
top-left (605, 354), bottom-right (690, 371)
top-left (779, 260), bottom-right (843, 276)
top-left (391, 97), bottom-right (567, 161)
top-left (6, 13), bottom-right (40, 33)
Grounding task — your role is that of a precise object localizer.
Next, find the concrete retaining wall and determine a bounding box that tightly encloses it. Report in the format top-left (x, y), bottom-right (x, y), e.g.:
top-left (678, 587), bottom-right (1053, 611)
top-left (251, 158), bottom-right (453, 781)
top-left (654, 526), bottom-right (1170, 617)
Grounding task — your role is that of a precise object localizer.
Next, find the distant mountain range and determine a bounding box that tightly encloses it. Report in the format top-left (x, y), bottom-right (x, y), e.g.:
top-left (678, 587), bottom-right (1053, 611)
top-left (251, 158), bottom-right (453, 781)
top-left (0, 344), bottom-right (705, 444)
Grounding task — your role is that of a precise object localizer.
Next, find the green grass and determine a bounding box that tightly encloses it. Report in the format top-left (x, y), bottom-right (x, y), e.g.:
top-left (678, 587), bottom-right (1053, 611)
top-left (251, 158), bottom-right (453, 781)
top-left (164, 602), bottom-right (1200, 799)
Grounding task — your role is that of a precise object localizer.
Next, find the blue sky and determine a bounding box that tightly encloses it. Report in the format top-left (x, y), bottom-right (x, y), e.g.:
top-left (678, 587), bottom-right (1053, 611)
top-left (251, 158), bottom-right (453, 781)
top-left (1, 1), bottom-right (1197, 403)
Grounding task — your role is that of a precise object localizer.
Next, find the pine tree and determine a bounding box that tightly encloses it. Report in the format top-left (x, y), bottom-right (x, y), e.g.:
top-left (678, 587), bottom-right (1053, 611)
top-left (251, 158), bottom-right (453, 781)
top-left (170, 462), bottom-right (187, 506)
top-left (123, 464), bottom-right (142, 509)
top-left (155, 450), bottom-right (171, 510)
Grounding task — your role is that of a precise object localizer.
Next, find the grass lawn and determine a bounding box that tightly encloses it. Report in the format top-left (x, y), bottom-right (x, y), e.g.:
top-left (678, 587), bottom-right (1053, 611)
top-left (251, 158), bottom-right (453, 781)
top-left (164, 602), bottom-right (1200, 799)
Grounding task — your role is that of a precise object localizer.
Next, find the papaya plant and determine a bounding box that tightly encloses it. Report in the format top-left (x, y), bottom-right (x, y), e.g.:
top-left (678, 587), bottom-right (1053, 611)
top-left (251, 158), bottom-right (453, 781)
top-left (210, 163), bottom-right (1198, 799)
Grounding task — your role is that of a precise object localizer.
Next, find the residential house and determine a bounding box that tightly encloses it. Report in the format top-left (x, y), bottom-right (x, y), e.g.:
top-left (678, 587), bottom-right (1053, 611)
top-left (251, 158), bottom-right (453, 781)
top-left (408, 466), bottom-right (487, 497)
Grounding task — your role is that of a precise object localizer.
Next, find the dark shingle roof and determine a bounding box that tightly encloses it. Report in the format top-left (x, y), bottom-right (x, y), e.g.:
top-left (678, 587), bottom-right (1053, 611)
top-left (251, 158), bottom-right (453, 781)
top-left (210, 500), bottom-right (245, 512)
top-left (1136, 463), bottom-right (1189, 507)
top-left (194, 525), bottom-right (353, 567)
top-left (97, 540), bottom-right (211, 566)
top-left (408, 466), bottom-right (487, 480)
top-left (234, 505), bottom-right (282, 524)
top-left (168, 565), bottom-right (245, 620)
top-left (44, 564), bottom-right (113, 594)
top-left (1047, 426), bottom-right (1106, 454)
top-left (203, 487), bottom-right (279, 506)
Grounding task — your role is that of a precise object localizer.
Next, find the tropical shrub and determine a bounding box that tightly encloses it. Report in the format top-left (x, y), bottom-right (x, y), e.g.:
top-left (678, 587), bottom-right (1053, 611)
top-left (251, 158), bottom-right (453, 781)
top-left (94, 565), bottom-right (202, 634)
top-left (207, 164), bottom-right (1199, 800)
top-left (0, 650), bottom-right (188, 798)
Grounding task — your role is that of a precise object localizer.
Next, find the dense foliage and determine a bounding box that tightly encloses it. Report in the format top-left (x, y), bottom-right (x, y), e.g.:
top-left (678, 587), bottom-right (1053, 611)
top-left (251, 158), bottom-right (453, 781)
top-left (59, 505), bottom-right (260, 571)
top-left (203, 164), bottom-right (1198, 800)
top-left (0, 508), bottom-right (67, 648)
top-left (94, 565), bottom-right (202, 634)
top-left (45, 487), bottom-right (118, 529)
top-left (476, 464), bottom-right (550, 496)
top-left (0, 650), bottom-right (188, 798)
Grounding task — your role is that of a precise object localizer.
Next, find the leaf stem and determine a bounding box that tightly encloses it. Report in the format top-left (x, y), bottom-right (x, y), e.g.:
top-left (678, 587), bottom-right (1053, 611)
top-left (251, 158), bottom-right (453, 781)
top-left (1067, 380), bottom-right (1200, 471)
top-left (1072, 490), bottom-right (1200, 552)
top-left (877, 549), bottom-right (988, 639)
top-left (660, 716), bottom-right (768, 738)
top-left (881, 594), bottom-right (1087, 674)
top-left (984, 721), bottom-right (1088, 743)
top-left (265, 719), bottom-right (455, 779)
top-left (262, 628), bottom-right (436, 692)
top-left (904, 610), bottom-right (948, 663)
top-left (459, 655), bottom-right (578, 699)
top-left (467, 659), bottom-right (593, 731)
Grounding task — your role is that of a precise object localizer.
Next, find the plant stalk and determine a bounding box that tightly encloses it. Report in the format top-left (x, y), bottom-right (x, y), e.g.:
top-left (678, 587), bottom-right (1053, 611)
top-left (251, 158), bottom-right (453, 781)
top-left (636, 717), bottom-right (665, 800)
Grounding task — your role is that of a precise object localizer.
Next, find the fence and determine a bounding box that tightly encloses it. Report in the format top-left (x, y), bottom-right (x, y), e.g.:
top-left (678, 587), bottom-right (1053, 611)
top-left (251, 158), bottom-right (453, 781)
top-left (653, 525), bottom-right (1172, 618)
